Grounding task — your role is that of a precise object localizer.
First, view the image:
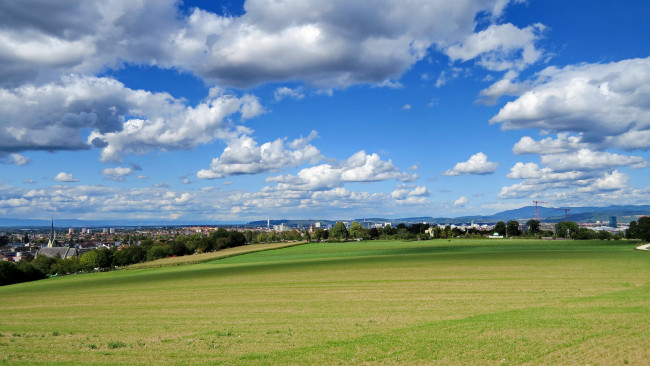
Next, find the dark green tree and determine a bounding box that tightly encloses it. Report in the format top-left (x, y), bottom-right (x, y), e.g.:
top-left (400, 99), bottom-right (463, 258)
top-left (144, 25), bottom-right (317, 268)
top-left (555, 221), bottom-right (579, 238)
top-left (52, 257), bottom-right (82, 274)
top-left (368, 227), bottom-right (379, 239)
top-left (0, 261), bottom-right (22, 286)
top-left (526, 219), bottom-right (541, 234)
top-left (139, 239), bottom-right (155, 251)
top-left (146, 245), bottom-right (171, 261)
top-left (15, 261), bottom-right (45, 281)
top-left (32, 254), bottom-right (57, 275)
top-left (169, 240), bottom-right (188, 256)
top-left (627, 217), bottom-right (650, 242)
top-left (80, 250), bottom-right (99, 271)
top-left (95, 248), bottom-right (114, 268)
top-left (408, 223), bottom-right (429, 236)
top-left (382, 225), bottom-right (396, 236)
top-left (349, 221), bottom-right (365, 239)
top-left (211, 228), bottom-right (229, 239)
top-left (329, 221), bottom-right (349, 240)
top-left (596, 230), bottom-right (612, 240)
top-left (313, 228), bottom-right (328, 241)
top-left (575, 227), bottom-right (595, 240)
top-left (243, 230), bottom-right (254, 244)
top-left (197, 236), bottom-right (215, 253)
top-left (494, 221), bottom-right (506, 236)
top-left (506, 221), bottom-right (521, 236)
top-left (228, 231), bottom-right (247, 247)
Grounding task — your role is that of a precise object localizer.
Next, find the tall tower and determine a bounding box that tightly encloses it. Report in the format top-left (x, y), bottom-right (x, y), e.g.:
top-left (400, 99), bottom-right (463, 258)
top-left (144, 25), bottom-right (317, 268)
top-left (267, 217), bottom-right (270, 229)
top-left (609, 216), bottom-right (617, 228)
top-left (47, 217), bottom-right (56, 247)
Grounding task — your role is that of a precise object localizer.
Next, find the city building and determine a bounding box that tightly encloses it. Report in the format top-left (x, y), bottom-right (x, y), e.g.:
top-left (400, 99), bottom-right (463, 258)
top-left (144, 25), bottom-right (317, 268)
top-left (609, 216), bottom-right (617, 228)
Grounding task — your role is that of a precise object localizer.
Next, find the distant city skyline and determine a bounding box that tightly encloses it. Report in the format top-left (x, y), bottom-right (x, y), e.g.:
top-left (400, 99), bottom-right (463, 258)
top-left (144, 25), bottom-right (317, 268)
top-left (1, 0), bottom-right (650, 221)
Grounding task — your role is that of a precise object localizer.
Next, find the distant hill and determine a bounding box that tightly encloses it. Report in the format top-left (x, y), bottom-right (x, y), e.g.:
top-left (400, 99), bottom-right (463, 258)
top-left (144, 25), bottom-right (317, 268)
top-left (1, 204), bottom-right (649, 227)
top-left (248, 205), bottom-right (650, 226)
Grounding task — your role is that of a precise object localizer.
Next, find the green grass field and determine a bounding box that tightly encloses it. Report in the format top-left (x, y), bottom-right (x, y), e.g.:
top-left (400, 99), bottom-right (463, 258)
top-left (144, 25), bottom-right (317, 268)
top-left (1, 239), bottom-right (649, 365)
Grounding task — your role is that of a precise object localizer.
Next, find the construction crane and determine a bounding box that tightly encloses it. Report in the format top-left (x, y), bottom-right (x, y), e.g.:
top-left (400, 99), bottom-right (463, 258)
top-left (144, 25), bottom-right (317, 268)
top-left (532, 200), bottom-right (548, 220)
top-left (555, 208), bottom-right (570, 221)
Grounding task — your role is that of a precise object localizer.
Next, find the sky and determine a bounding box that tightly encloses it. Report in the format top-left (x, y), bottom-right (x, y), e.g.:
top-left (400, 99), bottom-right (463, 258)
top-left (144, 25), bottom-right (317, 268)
top-left (1, 0), bottom-right (650, 223)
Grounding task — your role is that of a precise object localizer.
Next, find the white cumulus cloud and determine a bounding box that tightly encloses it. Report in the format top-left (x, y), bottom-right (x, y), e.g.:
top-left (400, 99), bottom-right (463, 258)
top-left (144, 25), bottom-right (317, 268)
top-left (445, 23), bottom-right (545, 72)
top-left (54, 172), bottom-right (78, 182)
top-left (1, 153), bottom-right (31, 166)
top-left (274, 87), bottom-right (305, 101)
top-left (101, 167), bottom-right (134, 180)
top-left (443, 152), bottom-right (499, 176)
top-left (197, 131), bottom-right (321, 179)
top-left (0, 76), bottom-right (264, 162)
top-left (491, 57), bottom-right (650, 149)
top-left (267, 150), bottom-right (418, 192)
top-left (540, 149), bottom-right (646, 172)
top-left (454, 196), bottom-right (468, 207)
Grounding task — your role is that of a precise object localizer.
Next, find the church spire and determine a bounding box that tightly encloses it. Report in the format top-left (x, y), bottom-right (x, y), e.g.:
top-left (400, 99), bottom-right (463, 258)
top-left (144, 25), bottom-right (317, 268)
top-left (47, 217), bottom-right (56, 247)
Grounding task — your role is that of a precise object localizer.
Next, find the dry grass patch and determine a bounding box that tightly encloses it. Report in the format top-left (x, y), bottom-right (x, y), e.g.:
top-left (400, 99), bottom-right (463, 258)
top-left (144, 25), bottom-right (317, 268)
top-left (129, 241), bottom-right (306, 269)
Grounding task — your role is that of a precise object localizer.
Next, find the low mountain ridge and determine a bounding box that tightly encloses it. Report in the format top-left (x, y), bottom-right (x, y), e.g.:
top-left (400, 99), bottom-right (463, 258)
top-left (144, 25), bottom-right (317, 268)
top-left (1, 205), bottom-right (648, 227)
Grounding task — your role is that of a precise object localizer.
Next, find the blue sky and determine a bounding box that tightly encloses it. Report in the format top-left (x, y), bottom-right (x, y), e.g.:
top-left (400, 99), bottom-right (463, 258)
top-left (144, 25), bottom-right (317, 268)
top-left (1, 0), bottom-right (650, 222)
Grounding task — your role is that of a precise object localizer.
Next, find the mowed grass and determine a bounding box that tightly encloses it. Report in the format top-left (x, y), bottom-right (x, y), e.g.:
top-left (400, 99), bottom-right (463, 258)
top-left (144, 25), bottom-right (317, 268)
top-left (1, 239), bottom-right (649, 365)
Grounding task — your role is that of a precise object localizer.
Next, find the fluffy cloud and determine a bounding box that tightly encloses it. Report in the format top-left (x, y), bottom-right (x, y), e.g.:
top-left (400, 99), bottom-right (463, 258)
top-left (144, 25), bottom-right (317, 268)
top-left (268, 150), bottom-right (418, 191)
top-left (101, 167), bottom-right (134, 181)
top-left (0, 1), bottom-right (532, 89)
top-left (228, 186), bottom-right (386, 216)
top-left (500, 157), bottom-right (642, 204)
top-left (0, 0), bottom-right (545, 168)
top-left (89, 87), bottom-right (265, 162)
top-left (445, 23), bottom-right (545, 72)
top-left (171, 0), bottom-right (522, 88)
top-left (1, 153), bottom-right (31, 166)
top-left (512, 134), bottom-right (588, 155)
top-left (540, 149), bottom-right (646, 171)
top-left (493, 58), bottom-right (650, 204)
top-left (341, 151), bottom-right (417, 182)
top-left (391, 184), bottom-right (430, 205)
top-left (506, 162), bottom-right (586, 182)
top-left (54, 172), bottom-right (78, 182)
top-left (499, 168), bottom-right (639, 203)
top-left (0, 76), bottom-right (128, 154)
top-left (274, 87), bottom-right (305, 101)
top-left (454, 196), bottom-right (468, 207)
top-left (197, 131), bottom-right (321, 179)
top-left (491, 57), bottom-right (650, 149)
top-left (0, 183), bottom-right (234, 220)
top-left (477, 70), bottom-right (529, 105)
top-left (577, 170), bottom-right (629, 192)
top-left (0, 76), bottom-right (263, 161)
top-left (0, 0), bottom-right (180, 87)
top-left (443, 152), bottom-right (499, 176)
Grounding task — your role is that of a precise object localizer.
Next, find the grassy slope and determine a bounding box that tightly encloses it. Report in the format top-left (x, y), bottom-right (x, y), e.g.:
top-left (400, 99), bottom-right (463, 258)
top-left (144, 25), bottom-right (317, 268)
top-left (0, 239), bottom-right (648, 365)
